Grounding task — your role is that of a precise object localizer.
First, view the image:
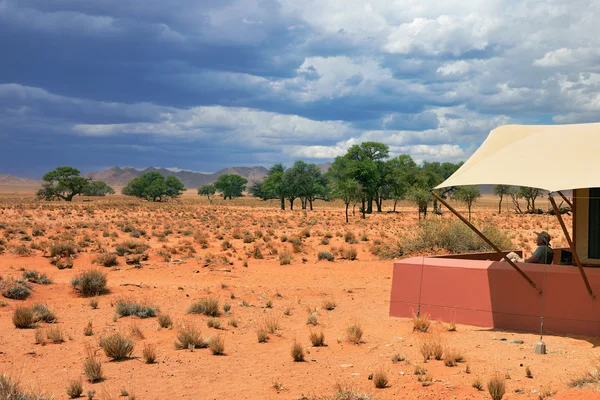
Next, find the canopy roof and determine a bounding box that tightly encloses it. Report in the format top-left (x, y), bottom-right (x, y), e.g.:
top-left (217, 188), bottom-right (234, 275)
top-left (436, 122), bottom-right (600, 192)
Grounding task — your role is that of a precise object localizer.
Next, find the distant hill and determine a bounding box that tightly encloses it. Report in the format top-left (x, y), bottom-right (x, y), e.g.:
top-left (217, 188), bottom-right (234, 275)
top-left (85, 166), bottom-right (269, 189)
top-left (0, 174), bottom-right (41, 185)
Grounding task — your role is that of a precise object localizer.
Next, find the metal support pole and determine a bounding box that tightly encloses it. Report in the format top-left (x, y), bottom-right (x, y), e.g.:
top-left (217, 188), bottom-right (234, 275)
top-left (549, 195), bottom-right (594, 297)
top-left (432, 192), bottom-right (541, 293)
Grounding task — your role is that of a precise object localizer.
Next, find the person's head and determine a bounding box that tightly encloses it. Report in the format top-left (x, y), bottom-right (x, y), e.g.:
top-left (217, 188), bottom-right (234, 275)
top-left (535, 231), bottom-right (551, 246)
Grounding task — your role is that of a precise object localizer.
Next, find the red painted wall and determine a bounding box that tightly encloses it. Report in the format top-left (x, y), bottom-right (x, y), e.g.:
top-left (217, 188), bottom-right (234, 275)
top-left (390, 257), bottom-right (600, 336)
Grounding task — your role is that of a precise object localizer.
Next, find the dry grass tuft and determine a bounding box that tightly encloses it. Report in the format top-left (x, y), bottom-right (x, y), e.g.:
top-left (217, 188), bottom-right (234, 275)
top-left (412, 313), bottom-right (430, 332)
top-left (373, 368), bottom-right (388, 389)
top-left (443, 347), bottom-right (464, 367)
top-left (187, 297), bottom-right (219, 317)
top-left (66, 379), bottom-right (84, 398)
top-left (13, 306), bottom-right (36, 329)
top-left (0, 373), bottom-right (53, 399)
top-left (346, 322), bottom-right (363, 344)
top-left (142, 343), bottom-right (156, 364)
top-left (291, 341), bottom-right (305, 362)
top-left (98, 333), bottom-right (134, 361)
top-left (471, 376), bottom-right (483, 391)
top-left (419, 334), bottom-right (443, 361)
top-left (158, 314), bottom-right (173, 329)
top-left (72, 269), bottom-right (107, 297)
top-left (257, 327), bottom-right (269, 343)
top-left (175, 324), bottom-right (206, 350)
top-left (487, 374), bottom-right (506, 400)
top-left (83, 344), bottom-right (103, 383)
top-left (46, 325), bottom-right (64, 344)
top-left (208, 335), bottom-right (225, 355)
top-left (309, 330), bottom-right (326, 347)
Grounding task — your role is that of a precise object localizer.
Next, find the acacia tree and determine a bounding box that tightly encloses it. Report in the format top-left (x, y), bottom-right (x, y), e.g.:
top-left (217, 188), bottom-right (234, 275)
top-left (37, 166), bottom-right (91, 201)
top-left (493, 185), bottom-right (510, 214)
top-left (386, 154), bottom-right (417, 212)
top-left (331, 179), bottom-right (362, 223)
top-left (214, 174), bottom-right (247, 200)
top-left (453, 186), bottom-right (481, 221)
top-left (518, 186), bottom-right (543, 212)
top-left (262, 163), bottom-right (287, 210)
top-left (197, 184), bottom-right (216, 201)
top-left (122, 172), bottom-right (185, 202)
top-left (82, 181), bottom-right (115, 196)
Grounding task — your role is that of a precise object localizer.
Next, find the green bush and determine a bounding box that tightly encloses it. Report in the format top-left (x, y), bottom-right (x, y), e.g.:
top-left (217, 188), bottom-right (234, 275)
top-left (402, 219), bottom-right (512, 255)
top-left (116, 300), bottom-right (157, 318)
top-left (72, 270), bottom-right (107, 297)
top-left (318, 252), bottom-right (335, 262)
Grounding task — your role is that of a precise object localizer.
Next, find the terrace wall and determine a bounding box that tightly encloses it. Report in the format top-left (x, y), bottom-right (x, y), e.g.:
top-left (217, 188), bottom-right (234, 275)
top-left (390, 256), bottom-right (600, 336)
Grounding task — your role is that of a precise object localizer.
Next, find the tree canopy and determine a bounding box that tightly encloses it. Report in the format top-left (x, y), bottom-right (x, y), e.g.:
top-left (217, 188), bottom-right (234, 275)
top-left (82, 181), bottom-right (115, 197)
top-left (197, 184), bottom-right (216, 201)
top-left (37, 166), bottom-right (104, 201)
top-left (214, 174), bottom-right (248, 200)
top-left (121, 172), bottom-right (185, 202)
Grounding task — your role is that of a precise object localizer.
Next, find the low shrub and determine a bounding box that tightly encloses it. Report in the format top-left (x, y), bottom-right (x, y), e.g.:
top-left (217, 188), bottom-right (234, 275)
top-left (66, 380), bottom-right (83, 398)
top-left (346, 322), bottom-right (363, 344)
top-left (175, 324), bottom-right (206, 350)
top-left (115, 300), bottom-right (157, 318)
top-left (0, 373), bottom-right (53, 399)
top-left (208, 335), bottom-right (225, 355)
top-left (309, 330), bottom-right (325, 347)
top-left (72, 270), bottom-right (107, 297)
top-left (143, 343), bottom-right (156, 364)
top-left (373, 368), bottom-right (388, 389)
top-left (291, 341), bottom-right (305, 362)
top-left (13, 306), bottom-right (36, 328)
top-left (413, 313), bottom-right (430, 332)
top-left (340, 247), bottom-right (357, 261)
top-left (487, 374), bottom-right (506, 400)
top-left (419, 334), bottom-right (443, 361)
top-left (92, 253), bottom-right (119, 268)
top-left (1, 278), bottom-right (31, 300)
top-left (32, 303), bottom-right (57, 323)
top-left (46, 325), bottom-right (64, 343)
top-left (317, 252), bottom-right (335, 262)
top-left (99, 333), bottom-right (134, 361)
top-left (83, 345), bottom-right (103, 383)
top-left (50, 241), bottom-right (76, 258)
top-left (158, 314), bottom-right (173, 329)
top-left (403, 219), bottom-right (512, 255)
top-left (187, 297), bottom-right (219, 317)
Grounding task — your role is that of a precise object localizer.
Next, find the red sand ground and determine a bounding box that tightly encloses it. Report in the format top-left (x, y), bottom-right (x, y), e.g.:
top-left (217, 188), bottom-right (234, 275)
top-left (0, 194), bottom-right (598, 399)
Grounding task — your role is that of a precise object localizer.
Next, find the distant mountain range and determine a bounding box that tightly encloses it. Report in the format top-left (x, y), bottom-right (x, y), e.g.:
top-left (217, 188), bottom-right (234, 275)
top-left (84, 166), bottom-right (269, 188)
top-left (0, 174), bottom-right (41, 185)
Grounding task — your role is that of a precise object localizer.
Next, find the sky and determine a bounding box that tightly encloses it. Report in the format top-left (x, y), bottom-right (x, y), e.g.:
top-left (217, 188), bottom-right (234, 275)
top-left (1, 0), bottom-right (599, 177)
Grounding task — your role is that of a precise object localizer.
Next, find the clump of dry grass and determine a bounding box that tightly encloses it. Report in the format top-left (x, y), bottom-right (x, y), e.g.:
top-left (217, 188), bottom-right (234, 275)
top-left (322, 300), bottom-right (336, 310)
top-left (66, 379), bottom-right (84, 398)
top-left (84, 321), bottom-right (94, 336)
top-left (32, 303), bottom-right (56, 323)
top-left (72, 269), bottom-right (107, 297)
top-left (413, 364), bottom-right (427, 375)
top-left (346, 322), bottom-right (363, 344)
top-left (208, 335), bottom-right (225, 355)
top-left (264, 314), bottom-right (280, 334)
top-left (158, 314), bottom-right (173, 329)
top-left (309, 330), bottom-right (326, 347)
top-left (472, 376), bottom-right (483, 391)
top-left (206, 318), bottom-right (223, 330)
top-left (412, 313), bottom-right (430, 332)
top-left (487, 374), bottom-right (506, 400)
top-left (291, 341), bottom-right (305, 362)
top-left (419, 334), bottom-right (443, 361)
top-left (443, 347), bottom-right (464, 367)
top-left (525, 366), bottom-right (533, 378)
top-left (418, 372), bottom-right (433, 386)
top-left (257, 327), bottom-right (269, 343)
top-left (175, 324), bottom-right (206, 350)
top-left (143, 343), bottom-right (156, 364)
top-left (98, 333), bottom-right (134, 361)
top-left (13, 305), bottom-right (36, 329)
top-left (83, 345), bottom-right (103, 383)
top-left (116, 299), bottom-right (157, 318)
top-left (373, 368), bottom-right (388, 389)
top-left (306, 313), bottom-right (318, 326)
top-left (187, 297), bottom-right (219, 317)
top-left (46, 325), bottom-right (64, 344)
top-left (0, 373), bottom-right (53, 399)
top-left (130, 322), bottom-right (144, 339)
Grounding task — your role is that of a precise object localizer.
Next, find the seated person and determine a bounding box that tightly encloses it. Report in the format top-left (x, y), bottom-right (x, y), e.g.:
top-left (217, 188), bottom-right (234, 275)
top-left (525, 231), bottom-right (554, 264)
top-left (503, 231), bottom-right (553, 264)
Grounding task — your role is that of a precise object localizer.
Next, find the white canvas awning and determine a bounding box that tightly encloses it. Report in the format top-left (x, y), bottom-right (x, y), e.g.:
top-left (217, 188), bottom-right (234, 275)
top-left (436, 122), bottom-right (600, 192)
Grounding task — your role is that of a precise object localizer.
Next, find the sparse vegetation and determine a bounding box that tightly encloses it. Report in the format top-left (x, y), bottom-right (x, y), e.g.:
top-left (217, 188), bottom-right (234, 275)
top-left (175, 324), bottom-right (206, 350)
top-left (187, 297), bottom-right (220, 317)
top-left (116, 299), bottom-right (157, 318)
top-left (99, 333), bottom-right (135, 361)
top-left (346, 322), bottom-right (363, 344)
top-left (487, 374), bottom-right (506, 400)
top-left (291, 341), bottom-right (305, 362)
top-left (72, 270), bottom-right (107, 297)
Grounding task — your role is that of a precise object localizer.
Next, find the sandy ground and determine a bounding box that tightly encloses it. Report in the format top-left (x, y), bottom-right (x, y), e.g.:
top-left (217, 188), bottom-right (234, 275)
top-left (0, 194), bottom-right (598, 399)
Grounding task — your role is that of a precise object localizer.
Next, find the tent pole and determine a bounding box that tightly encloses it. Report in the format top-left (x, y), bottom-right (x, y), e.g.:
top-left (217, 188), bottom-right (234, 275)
top-left (549, 195), bottom-right (594, 297)
top-left (432, 192), bottom-right (541, 293)
top-left (557, 191), bottom-right (573, 209)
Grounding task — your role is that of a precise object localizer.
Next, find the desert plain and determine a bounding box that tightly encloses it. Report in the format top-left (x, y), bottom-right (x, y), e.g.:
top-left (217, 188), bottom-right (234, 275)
top-left (0, 190), bottom-right (599, 400)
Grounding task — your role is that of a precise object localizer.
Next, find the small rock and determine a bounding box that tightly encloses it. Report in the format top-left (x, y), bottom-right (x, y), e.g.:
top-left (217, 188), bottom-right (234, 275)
top-left (510, 339), bottom-right (524, 344)
top-left (340, 364), bottom-right (353, 368)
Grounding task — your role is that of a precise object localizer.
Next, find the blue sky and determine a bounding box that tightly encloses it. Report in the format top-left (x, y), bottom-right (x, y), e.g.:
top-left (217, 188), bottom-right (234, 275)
top-left (1, 0), bottom-right (599, 177)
